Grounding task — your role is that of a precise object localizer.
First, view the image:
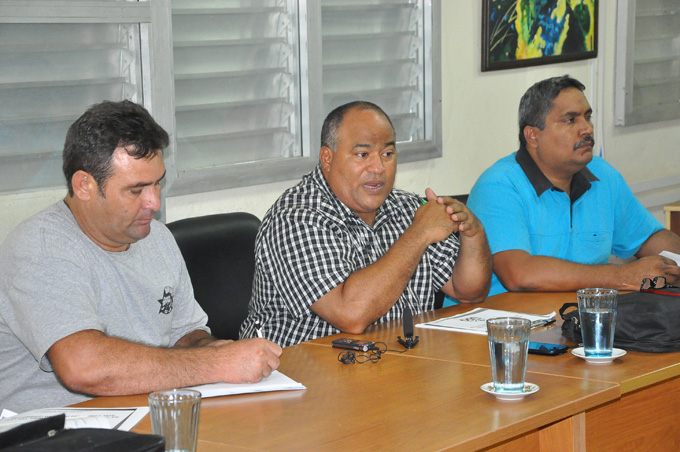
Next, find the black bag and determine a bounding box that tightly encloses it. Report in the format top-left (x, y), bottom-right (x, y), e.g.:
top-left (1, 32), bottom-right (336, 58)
top-left (560, 288), bottom-right (680, 353)
top-left (0, 414), bottom-right (165, 452)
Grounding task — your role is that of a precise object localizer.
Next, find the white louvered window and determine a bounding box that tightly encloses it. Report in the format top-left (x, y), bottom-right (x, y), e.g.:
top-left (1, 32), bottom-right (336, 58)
top-left (169, 0), bottom-right (303, 195)
top-left (615, 0), bottom-right (680, 126)
top-left (0, 1), bottom-right (150, 194)
top-left (1, 0), bottom-right (441, 197)
top-left (320, 0), bottom-right (435, 149)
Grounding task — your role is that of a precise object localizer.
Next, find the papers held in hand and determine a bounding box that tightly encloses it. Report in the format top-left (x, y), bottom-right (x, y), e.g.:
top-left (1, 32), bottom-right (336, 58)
top-left (415, 308), bottom-right (556, 335)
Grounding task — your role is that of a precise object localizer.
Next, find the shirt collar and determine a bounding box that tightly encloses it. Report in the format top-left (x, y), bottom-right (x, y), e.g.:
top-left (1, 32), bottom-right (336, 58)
top-left (515, 147), bottom-right (599, 202)
top-left (311, 164), bottom-right (395, 227)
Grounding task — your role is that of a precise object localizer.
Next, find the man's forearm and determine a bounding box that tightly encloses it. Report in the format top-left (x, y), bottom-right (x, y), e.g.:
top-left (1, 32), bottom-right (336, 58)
top-left (48, 330), bottom-right (280, 396)
top-left (310, 224), bottom-right (434, 333)
top-left (50, 333), bottom-right (223, 396)
top-left (496, 251), bottom-right (679, 292)
top-left (637, 229), bottom-right (680, 257)
top-left (446, 228), bottom-right (492, 302)
top-left (174, 329), bottom-right (219, 347)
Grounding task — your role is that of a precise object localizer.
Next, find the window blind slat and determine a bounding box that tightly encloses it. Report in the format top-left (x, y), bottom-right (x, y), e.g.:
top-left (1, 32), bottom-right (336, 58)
top-left (175, 71), bottom-right (292, 106)
top-left (323, 33), bottom-right (414, 65)
top-left (177, 128), bottom-right (294, 169)
top-left (173, 42), bottom-right (292, 74)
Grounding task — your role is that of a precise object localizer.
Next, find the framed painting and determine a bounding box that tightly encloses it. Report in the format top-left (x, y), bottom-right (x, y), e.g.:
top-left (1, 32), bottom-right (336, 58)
top-left (482, 0), bottom-right (597, 72)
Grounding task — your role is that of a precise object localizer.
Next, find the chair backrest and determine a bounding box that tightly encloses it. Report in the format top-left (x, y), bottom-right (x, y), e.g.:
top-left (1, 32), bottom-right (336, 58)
top-left (166, 212), bottom-right (260, 340)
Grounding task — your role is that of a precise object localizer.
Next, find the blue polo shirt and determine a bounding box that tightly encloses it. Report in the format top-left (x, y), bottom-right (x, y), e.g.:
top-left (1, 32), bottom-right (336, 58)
top-left (467, 148), bottom-right (663, 297)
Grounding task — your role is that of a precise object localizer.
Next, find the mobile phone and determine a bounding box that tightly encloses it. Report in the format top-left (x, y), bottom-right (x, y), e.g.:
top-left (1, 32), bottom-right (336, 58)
top-left (528, 341), bottom-right (569, 356)
top-left (331, 338), bottom-right (376, 352)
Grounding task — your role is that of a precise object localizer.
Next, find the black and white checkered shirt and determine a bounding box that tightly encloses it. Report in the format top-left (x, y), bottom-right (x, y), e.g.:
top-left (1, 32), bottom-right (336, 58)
top-left (239, 165), bottom-right (460, 347)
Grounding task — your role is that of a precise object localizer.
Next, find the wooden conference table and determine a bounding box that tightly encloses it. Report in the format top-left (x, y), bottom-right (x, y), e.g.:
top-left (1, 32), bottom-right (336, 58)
top-left (77, 292), bottom-right (680, 451)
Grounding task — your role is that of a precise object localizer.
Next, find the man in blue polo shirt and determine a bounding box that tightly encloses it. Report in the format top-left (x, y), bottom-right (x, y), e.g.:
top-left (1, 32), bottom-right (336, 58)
top-left (468, 75), bottom-right (680, 296)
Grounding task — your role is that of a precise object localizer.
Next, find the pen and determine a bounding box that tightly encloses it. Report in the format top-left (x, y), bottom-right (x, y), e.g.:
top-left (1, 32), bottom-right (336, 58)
top-left (420, 199), bottom-right (427, 205)
top-left (254, 322), bottom-right (263, 339)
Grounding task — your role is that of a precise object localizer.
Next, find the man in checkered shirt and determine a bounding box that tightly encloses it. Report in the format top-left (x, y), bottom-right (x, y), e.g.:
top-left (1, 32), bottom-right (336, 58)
top-left (240, 101), bottom-right (492, 347)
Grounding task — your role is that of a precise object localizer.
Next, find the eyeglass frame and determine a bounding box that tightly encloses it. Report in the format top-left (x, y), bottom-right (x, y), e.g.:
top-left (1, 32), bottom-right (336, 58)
top-left (640, 276), bottom-right (680, 292)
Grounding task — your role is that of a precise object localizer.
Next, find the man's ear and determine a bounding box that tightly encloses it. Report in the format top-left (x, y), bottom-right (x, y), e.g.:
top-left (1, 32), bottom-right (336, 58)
top-left (71, 170), bottom-right (97, 201)
top-left (319, 146), bottom-right (334, 172)
top-left (523, 125), bottom-right (539, 150)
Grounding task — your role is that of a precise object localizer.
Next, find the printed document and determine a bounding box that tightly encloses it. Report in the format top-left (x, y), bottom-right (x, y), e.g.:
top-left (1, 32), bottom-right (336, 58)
top-left (0, 407), bottom-right (148, 433)
top-left (416, 308), bottom-right (556, 335)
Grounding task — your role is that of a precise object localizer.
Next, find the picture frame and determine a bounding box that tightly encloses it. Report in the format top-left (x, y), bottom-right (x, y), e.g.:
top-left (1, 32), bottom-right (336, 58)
top-left (482, 0), bottom-right (598, 72)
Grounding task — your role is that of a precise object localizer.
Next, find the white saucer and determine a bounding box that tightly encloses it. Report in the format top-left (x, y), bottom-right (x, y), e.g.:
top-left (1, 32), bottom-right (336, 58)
top-left (571, 347), bottom-right (626, 364)
top-left (480, 382), bottom-right (539, 401)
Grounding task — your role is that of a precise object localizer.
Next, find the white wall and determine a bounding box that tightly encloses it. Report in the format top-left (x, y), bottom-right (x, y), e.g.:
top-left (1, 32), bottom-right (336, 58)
top-left (1, 2), bottom-right (679, 242)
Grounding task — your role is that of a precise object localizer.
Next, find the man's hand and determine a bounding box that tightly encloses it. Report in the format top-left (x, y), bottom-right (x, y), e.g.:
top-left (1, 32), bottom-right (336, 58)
top-left (411, 190), bottom-right (457, 244)
top-left (424, 188), bottom-right (483, 238)
top-left (212, 338), bottom-right (282, 384)
top-left (619, 255), bottom-right (680, 290)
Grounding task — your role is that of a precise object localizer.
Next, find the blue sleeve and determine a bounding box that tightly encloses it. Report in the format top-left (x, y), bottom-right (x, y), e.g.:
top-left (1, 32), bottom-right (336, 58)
top-left (468, 166), bottom-right (533, 256)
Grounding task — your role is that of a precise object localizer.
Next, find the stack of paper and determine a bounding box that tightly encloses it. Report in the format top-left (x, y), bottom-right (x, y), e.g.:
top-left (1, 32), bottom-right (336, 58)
top-left (416, 308), bottom-right (556, 335)
top-left (186, 370), bottom-right (306, 398)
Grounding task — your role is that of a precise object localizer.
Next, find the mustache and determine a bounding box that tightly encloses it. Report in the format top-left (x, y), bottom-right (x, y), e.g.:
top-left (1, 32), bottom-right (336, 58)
top-left (574, 136), bottom-right (595, 150)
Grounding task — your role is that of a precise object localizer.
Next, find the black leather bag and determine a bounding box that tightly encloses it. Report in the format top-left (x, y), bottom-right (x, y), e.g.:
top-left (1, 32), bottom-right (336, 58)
top-left (0, 414), bottom-right (164, 452)
top-left (560, 288), bottom-right (680, 353)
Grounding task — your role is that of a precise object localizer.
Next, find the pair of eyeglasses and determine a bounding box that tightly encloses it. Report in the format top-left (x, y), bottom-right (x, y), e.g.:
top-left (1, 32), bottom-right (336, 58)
top-left (640, 276), bottom-right (680, 292)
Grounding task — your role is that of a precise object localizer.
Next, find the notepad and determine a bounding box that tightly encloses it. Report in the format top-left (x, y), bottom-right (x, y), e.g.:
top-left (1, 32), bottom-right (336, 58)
top-left (185, 370), bottom-right (306, 398)
top-left (416, 308), bottom-right (556, 335)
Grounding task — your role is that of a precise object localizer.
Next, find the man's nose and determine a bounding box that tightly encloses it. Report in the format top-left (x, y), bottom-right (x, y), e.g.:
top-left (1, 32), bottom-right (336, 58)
top-left (144, 186), bottom-right (162, 212)
top-left (367, 153), bottom-right (385, 173)
top-left (579, 117), bottom-right (594, 135)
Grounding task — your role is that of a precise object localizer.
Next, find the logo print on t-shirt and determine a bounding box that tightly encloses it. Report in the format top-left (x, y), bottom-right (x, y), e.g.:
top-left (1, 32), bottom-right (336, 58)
top-left (158, 286), bottom-right (174, 314)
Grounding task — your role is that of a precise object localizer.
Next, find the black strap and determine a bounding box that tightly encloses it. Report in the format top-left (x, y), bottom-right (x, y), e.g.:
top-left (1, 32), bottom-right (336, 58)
top-left (559, 302), bottom-right (578, 319)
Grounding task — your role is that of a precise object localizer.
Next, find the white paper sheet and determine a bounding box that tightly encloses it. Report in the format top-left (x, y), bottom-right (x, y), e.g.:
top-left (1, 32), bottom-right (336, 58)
top-left (185, 370), bottom-right (306, 398)
top-left (660, 250), bottom-right (680, 265)
top-left (0, 407), bottom-right (149, 433)
top-left (416, 307), bottom-right (556, 335)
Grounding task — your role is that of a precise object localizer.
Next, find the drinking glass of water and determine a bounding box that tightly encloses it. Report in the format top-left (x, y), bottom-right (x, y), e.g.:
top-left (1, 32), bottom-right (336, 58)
top-left (149, 389), bottom-right (201, 452)
top-left (486, 317), bottom-right (531, 393)
top-left (577, 288), bottom-right (618, 357)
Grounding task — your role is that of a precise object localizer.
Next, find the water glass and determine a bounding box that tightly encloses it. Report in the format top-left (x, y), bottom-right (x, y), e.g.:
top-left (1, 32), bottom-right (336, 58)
top-left (486, 317), bottom-right (531, 393)
top-left (148, 389), bottom-right (201, 452)
top-left (577, 288), bottom-right (618, 357)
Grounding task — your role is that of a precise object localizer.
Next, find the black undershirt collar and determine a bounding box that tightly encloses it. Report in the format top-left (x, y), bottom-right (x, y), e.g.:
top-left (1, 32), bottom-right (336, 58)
top-left (515, 147), bottom-right (599, 204)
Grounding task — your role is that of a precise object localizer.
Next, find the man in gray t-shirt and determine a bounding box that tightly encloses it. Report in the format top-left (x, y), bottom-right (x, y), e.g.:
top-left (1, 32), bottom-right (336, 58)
top-left (0, 101), bottom-right (281, 413)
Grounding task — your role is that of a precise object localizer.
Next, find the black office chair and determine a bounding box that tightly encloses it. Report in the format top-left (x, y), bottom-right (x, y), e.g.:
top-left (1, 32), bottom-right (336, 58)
top-left (166, 212), bottom-right (260, 340)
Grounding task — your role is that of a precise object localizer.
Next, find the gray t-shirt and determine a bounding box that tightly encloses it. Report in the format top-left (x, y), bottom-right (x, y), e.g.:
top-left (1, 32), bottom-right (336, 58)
top-left (0, 201), bottom-right (209, 412)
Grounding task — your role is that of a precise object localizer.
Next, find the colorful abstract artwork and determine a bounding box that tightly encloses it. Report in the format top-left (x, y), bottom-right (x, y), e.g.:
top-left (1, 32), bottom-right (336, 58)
top-left (482, 0), bottom-right (597, 71)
